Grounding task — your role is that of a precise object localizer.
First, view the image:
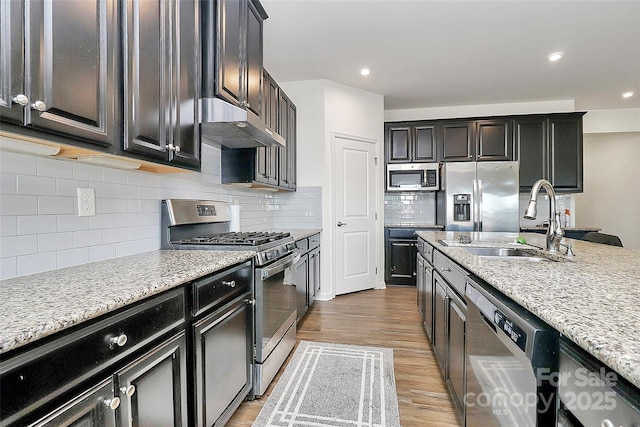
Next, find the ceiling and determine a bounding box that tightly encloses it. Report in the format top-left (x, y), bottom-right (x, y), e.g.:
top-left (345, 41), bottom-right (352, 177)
top-left (261, 0), bottom-right (640, 112)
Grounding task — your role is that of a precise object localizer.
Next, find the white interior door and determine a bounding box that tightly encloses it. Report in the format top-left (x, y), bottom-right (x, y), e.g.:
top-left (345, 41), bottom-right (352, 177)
top-left (333, 134), bottom-right (377, 295)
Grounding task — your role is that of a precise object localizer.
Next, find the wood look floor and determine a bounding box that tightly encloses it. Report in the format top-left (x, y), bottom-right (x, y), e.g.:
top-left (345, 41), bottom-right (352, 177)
top-left (227, 286), bottom-right (461, 427)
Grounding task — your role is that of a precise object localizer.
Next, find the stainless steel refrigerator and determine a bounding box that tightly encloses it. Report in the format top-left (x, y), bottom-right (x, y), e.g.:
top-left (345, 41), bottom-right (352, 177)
top-left (437, 161), bottom-right (520, 232)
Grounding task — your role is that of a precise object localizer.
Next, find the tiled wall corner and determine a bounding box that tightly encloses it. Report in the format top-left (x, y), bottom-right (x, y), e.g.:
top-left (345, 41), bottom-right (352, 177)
top-left (384, 192), bottom-right (436, 225)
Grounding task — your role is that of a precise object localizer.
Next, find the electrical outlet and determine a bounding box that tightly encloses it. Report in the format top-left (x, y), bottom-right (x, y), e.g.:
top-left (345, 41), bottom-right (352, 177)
top-left (77, 188), bottom-right (96, 216)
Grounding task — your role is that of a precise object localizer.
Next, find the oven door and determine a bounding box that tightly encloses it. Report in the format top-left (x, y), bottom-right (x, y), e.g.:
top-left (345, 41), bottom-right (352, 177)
top-left (254, 253), bottom-right (299, 364)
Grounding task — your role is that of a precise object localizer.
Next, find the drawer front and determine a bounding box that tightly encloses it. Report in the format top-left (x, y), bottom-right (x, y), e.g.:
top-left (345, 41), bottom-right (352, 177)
top-left (433, 250), bottom-right (467, 296)
top-left (295, 238), bottom-right (309, 254)
top-left (308, 233), bottom-right (320, 250)
top-left (1, 288), bottom-right (186, 426)
top-left (418, 239), bottom-right (434, 263)
top-left (193, 260), bottom-right (253, 317)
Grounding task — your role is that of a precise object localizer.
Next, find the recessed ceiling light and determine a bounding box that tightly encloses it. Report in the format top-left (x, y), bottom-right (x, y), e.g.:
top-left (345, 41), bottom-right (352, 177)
top-left (622, 91), bottom-right (635, 98)
top-left (548, 52), bottom-right (563, 62)
top-left (360, 68), bottom-right (370, 76)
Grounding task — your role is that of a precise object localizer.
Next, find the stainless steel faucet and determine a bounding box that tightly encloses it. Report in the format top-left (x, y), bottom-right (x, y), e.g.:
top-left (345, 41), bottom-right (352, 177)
top-left (524, 179), bottom-right (564, 252)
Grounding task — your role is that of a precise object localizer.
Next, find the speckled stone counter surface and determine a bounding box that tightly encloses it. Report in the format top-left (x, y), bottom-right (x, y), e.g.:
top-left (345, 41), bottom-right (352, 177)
top-left (0, 250), bottom-right (255, 355)
top-left (416, 230), bottom-right (640, 390)
top-left (520, 226), bottom-right (601, 232)
top-left (287, 229), bottom-right (322, 241)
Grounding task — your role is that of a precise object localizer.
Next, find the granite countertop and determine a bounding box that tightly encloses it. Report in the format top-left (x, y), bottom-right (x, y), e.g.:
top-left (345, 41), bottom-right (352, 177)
top-left (287, 229), bottom-right (322, 241)
top-left (0, 250), bottom-right (255, 355)
top-left (520, 226), bottom-right (601, 232)
top-left (415, 230), bottom-right (640, 390)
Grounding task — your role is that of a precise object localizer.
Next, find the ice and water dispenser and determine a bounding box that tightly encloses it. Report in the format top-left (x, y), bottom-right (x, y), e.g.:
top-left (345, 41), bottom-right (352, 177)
top-left (453, 194), bottom-right (471, 222)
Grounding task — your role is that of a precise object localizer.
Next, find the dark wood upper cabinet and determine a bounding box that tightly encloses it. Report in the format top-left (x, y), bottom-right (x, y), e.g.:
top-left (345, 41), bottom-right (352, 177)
top-left (386, 122), bottom-right (438, 163)
top-left (202, 0), bottom-right (266, 118)
top-left (514, 116), bottom-right (548, 192)
top-left (440, 121), bottom-right (475, 161)
top-left (1, 0), bottom-right (118, 148)
top-left (549, 114), bottom-right (584, 192)
top-left (475, 119), bottom-right (513, 161)
top-left (122, 0), bottom-right (200, 169)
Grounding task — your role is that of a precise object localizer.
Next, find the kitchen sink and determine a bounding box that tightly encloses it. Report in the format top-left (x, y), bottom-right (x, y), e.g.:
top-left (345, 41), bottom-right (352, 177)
top-left (463, 247), bottom-right (553, 262)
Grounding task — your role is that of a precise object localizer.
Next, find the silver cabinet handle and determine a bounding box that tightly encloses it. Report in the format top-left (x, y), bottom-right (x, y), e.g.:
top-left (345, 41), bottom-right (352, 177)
top-left (245, 298), bottom-right (256, 306)
top-left (104, 397), bottom-right (120, 410)
top-left (222, 280), bottom-right (236, 288)
top-left (601, 420), bottom-right (614, 427)
top-left (12, 94), bottom-right (29, 106)
top-left (167, 143), bottom-right (181, 152)
top-left (109, 334), bottom-right (128, 348)
top-left (31, 100), bottom-right (46, 112)
top-left (337, 221), bottom-right (347, 227)
top-left (120, 385), bottom-right (136, 397)
top-left (441, 267), bottom-right (451, 272)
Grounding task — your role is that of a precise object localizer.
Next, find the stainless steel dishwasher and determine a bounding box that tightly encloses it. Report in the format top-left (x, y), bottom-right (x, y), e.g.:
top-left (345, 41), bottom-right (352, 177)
top-left (465, 278), bottom-right (559, 427)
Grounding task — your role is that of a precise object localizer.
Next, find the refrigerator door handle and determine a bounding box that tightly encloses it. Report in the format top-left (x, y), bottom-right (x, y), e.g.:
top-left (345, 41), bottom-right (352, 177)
top-left (476, 179), bottom-right (483, 231)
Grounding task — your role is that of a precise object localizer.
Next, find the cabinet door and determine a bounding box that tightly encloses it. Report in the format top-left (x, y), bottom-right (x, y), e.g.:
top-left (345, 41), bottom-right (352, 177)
top-left (194, 299), bottom-right (252, 427)
top-left (386, 240), bottom-right (416, 284)
top-left (423, 262), bottom-right (434, 340)
top-left (215, 0), bottom-right (243, 106)
top-left (123, 0), bottom-right (171, 158)
top-left (169, 0), bottom-right (200, 169)
top-left (117, 333), bottom-right (188, 427)
top-left (549, 114), bottom-right (583, 192)
top-left (432, 275), bottom-right (447, 372)
top-left (413, 124), bottom-right (438, 162)
top-left (286, 99), bottom-right (297, 189)
top-left (293, 254), bottom-right (309, 321)
top-left (28, 379), bottom-right (117, 427)
top-left (416, 254), bottom-right (424, 316)
top-left (312, 248), bottom-right (321, 299)
top-left (514, 116), bottom-right (548, 192)
top-left (476, 119), bottom-right (513, 161)
top-left (440, 121), bottom-right (475, 161)
top-left (245, 0), bottom-right (263, 118)
top-left (27, 0), bottom-right (117, 147)
top-left (447, 294), bottom-right (466, 418)
top-left (386, 125), bottom-right (411, 163)
top-left (278, 92), bottom-right (295, 188)
top-left (0, 0), bottom-right (25, 125)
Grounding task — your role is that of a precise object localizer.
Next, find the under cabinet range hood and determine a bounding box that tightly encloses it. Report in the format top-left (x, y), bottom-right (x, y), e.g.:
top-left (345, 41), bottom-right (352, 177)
top-left (199, 98), bottom-right (285, 149)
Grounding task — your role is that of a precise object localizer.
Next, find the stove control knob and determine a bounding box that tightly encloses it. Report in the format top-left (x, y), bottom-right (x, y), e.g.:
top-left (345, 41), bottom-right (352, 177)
top-left (266, 252), bottom-right (273, 261)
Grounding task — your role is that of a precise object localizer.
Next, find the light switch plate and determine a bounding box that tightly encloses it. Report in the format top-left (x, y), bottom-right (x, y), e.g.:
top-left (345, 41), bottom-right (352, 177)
top-left (77, 188), bottom-right (96, 216)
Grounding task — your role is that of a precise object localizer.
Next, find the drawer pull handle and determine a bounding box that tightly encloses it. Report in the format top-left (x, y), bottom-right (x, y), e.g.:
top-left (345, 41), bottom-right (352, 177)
top-left (246, 298), bottom-right (256, 306)
top-left (104, 397), bottom-right (120, 410)
top-left (441, 267), bottom-right (451, 272)
top-left (121, 385), bottom-right (136, 397)
top-left (31, 100), bottom-right (47, 112)
top-left (109, 334), bottom-right (128, 348)
top-left (12, 94), bottom-right (29, 106)
top-left (601, 420), bottom-right (614, 427)
top-left (223, 280), bottom-right (236, 288)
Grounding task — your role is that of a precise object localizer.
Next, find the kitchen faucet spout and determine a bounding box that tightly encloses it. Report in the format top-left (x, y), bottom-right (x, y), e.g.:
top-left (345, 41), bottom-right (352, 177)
top-left (524, 179), bottom-right (564, 252)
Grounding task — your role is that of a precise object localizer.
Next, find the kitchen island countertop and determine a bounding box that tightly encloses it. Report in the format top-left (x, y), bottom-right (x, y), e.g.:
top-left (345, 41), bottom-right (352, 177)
top-left (287, 229), bottom-right (322, 241)
top-left (0, 250), bottom-right (255, 355)
top-left (416, 230), bottom-right (640, 390)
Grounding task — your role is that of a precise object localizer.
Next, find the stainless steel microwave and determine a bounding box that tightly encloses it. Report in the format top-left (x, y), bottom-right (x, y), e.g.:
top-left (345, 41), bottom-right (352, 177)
top-left (386, 163), bottom-right (440, 191)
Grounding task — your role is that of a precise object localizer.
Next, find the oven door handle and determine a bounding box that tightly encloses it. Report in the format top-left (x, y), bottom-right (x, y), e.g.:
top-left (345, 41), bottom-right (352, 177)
top-left (260, 253), bottom-right (300, 279)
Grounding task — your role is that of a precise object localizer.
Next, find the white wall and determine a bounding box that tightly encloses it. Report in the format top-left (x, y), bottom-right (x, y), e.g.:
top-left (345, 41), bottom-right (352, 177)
top-left (574, 132), bottom-right (640, 250)
top-left (280, 80), bottom-right (385, 297)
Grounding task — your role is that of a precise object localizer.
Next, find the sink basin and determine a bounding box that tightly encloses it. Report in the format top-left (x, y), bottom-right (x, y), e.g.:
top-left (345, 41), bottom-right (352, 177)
top-left (463, 247), bottom-right (552, 262)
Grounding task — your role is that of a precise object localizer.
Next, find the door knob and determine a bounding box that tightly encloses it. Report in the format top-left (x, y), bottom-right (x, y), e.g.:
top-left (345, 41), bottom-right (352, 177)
top-left (337, 222), bottom-right (347, 227)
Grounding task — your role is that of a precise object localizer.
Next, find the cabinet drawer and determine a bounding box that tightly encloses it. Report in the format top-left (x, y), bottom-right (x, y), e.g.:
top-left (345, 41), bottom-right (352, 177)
top-left (433, 251), bottom-right (467, 296)
top-left (192, 260), bottom-right (253, 317)
top-left (0, 288), bottom-right (185, 426)
top-left (418, 239), bottom-right (434, 263)
top-left (308, 233), bottom-right (320, 250)
top-left (295, 238), bottom-right (309, 253)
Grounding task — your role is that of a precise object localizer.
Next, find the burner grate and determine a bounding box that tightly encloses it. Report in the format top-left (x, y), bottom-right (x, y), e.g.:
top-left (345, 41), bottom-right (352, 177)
top-left (178, 231), bottom-right (291, 246)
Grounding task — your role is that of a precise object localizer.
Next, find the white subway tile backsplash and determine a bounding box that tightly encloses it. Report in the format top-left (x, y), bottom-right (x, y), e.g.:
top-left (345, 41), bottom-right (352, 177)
top-left (17, 215), bottom-right (57, 234)
top-left (38, 195), bottom-right (75, 215)
top-left (0, 151), bottom-right (37, 175)
top-left (138, 238), bottom-right (159, 252)
top-left (57, 215), bottom-right (90, 232)
top-left (101, 198), bottom-right (129, 214)
top-left (89, 244), bottom-right (116, 262)
top-left (38, 232), bottom-right (74, 252)
top-left (115, 213), bottom-right (139, 227)
top-left (37, 157), bottom-right (74, 179)
top-left (116, 184), bottom-right (138, 199)
top-left (0, 235), bottom-right (38, 258)
top-left (0, 257), bottom-right (17, 280)
top-left (57, 247), bottom-right (89, 268)
top-left (56, 178), bottom-right (89, 197)
top-left (17, 252), bottom-right (57, 276)
top-left (74, 230), bottom-right (104, 247)
top-left (0, 216), bottom-right (17, 237)
top-left (103, 167), bottom-right (128, 184)
top-left (115, 241), bottom-right (139, 257)
top-left (102, 228), bottom-right (128, 244)
top-left (138, 186), bottom-right (157, 200)
top-left (127, 225), bottom-right (149, 240)
top-left (73, 162), bottom-right (102, 181)
top-left (1, 172), bottom-right (17, 194)
top-left (90, 181), bottom-right (118, 198)
top-left (17, 174), bottom-right (57, 195)
top-left (0, 195), bottom-right (38, 216)
top-left (90, 213), bottom-right (117, 230)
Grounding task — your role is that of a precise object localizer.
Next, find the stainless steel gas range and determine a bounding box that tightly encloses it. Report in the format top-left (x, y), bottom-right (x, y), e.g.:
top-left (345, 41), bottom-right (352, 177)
top-left (161, 199), bottom-right (298, 397)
